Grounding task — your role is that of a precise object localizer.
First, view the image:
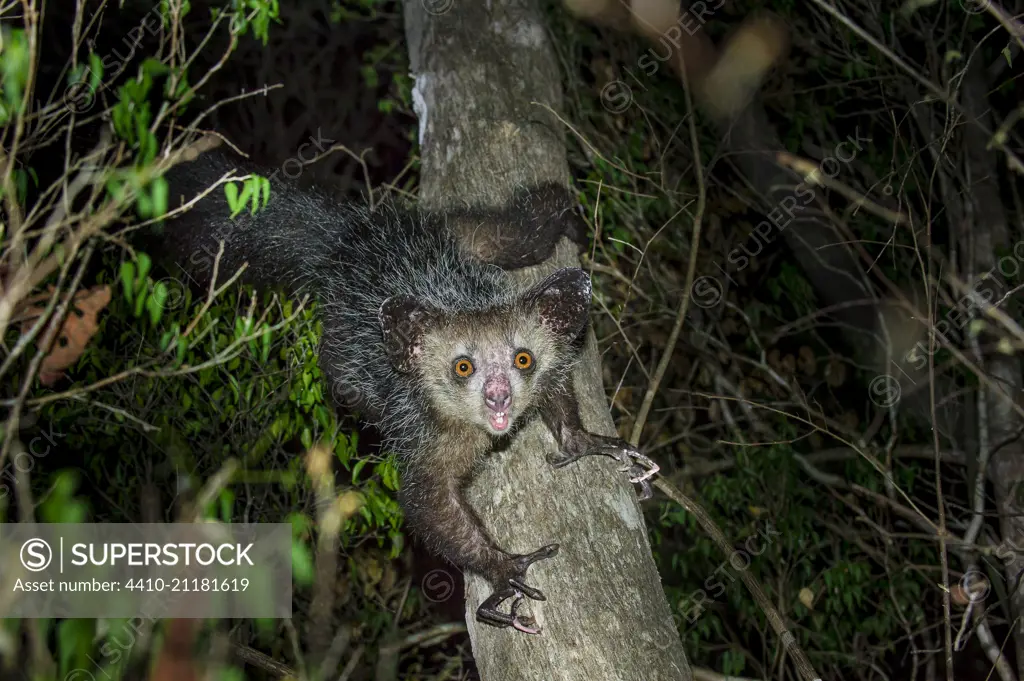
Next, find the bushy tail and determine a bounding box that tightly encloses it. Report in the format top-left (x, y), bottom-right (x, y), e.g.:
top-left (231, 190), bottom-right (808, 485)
top-left (150, 147), bottom-right (344, 296)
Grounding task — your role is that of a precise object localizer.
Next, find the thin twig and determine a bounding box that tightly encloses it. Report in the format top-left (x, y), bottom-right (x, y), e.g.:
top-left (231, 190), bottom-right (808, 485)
top-left (628, 34), bottom-right (707, 448)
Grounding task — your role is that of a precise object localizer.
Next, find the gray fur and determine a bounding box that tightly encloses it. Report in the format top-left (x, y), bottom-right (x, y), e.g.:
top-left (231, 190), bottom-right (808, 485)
top-left (154, 150), bottom-right (600, 620)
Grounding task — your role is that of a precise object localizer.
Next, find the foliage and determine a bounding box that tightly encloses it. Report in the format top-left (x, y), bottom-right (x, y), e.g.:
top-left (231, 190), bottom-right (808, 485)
top-left (0, 0), bottom-right (436, 678)
top-left (543, 0), bottom-right (1009, 678)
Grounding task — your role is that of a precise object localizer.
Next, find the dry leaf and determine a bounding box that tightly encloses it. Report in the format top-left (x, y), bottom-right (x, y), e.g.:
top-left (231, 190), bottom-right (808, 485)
top-left (335, 573), bottom-right (352, 606)
top-left (720, 196), bottom-right (749, 214)
top-left (950, 583), bottom-right (971, 607)
top-left (952, 572), bottom-right (990, 606)
top-left (380, 561), bottom-right (397, 595)
top-left (362, 557), bottom-right (383, 589)
top-left (782, 354), bottom-right (796, 374)
top-left (149, 619), bottom-right (199, 681)
top-left (825, 356), bottom-right (847, 387)
top-left (798, 346), bottom-right (816, 376)
top-left (798, 587), bottom-right (815, 609)
top-left (19, 285), bottom-right (111, 385)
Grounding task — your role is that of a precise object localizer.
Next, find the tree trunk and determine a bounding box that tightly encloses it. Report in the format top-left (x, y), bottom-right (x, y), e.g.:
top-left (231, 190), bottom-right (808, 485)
top-left (961, 56), bottom-right (1024, 679)
top-left (403, 2), bottom-right (692, 680)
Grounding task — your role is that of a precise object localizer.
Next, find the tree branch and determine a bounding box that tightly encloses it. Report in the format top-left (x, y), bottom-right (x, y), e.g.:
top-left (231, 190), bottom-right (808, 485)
top-left (403, 2), bottom-right (691, 679)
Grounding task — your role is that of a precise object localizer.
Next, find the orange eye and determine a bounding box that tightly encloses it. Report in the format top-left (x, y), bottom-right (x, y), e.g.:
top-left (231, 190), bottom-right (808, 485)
top-left (514, 351), bottom-right (533, 370)
top-left (453, 358), bottom-right (474, 378)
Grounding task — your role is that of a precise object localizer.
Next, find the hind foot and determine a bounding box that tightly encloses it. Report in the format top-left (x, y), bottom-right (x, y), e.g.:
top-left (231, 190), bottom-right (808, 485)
top-left (476, 543), bottom-right (559, 635)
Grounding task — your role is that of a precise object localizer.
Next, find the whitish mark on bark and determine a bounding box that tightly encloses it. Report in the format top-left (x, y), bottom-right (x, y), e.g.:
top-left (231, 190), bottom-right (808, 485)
top-left (445, 128), bottom-right (464, 164)
top-left (608, 486), bottom-right (644, 531)
top-left (491, 18), bottom-right (546, 48)
top-left (412, 73), bottom-right (431, 146)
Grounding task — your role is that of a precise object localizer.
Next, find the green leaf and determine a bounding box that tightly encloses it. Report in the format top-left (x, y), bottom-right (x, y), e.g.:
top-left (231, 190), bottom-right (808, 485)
top-left (57, 618), bottom-right (95, 677)
top-left (136, 191), bottom-right (153, 218)
top-left (314, 405), bottom-right (331, 431)
top-left (219, 488), bottom-right (235, 522)
top-left (225, 182), bottom-right (241, 217)
top-left (136, 252), bottom-right (152, 286)
top-left (377, 459), bottom-right (399, 491)
top-left (150, 176), bottom-right (169, 217)
top-left (260, 327), bottom-right (272, 363)
top-left (119, 261), bottom-right (136, 304)
top-left (176, 337), bottom-right (188, 365)
top-left (148, 280), bottom-right (168, 325)
top-left (141, 57), bottom-right (170, 79)
top-left (218, 667), bottom-right (246, 681)
top-left (352, 458), bottom-right (367, 484)
top-left (260, 176), bottom-right (271, 209)
top-left (133, 281), bottom-right (147, 318)
top-left (237, 180), bottom-right (254, 216)
top-left (291, 539), bottom-right (314, 586)
top-left (87, 53), bottom-right (103, 89)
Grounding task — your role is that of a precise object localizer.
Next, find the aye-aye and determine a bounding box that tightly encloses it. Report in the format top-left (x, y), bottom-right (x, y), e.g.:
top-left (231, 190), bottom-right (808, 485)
top-left (153, 147), bottom-right (659, 634)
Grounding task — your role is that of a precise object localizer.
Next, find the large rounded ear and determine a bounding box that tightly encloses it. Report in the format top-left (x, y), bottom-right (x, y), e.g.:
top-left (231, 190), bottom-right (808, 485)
top-left (379, 295), bottom-right (436, 373)
top-left (523, 267), bottom-right (592, 340)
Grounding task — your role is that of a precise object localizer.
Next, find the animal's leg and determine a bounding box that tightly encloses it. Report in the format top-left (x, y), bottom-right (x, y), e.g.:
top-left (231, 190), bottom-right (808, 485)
top-left (539, 383), bottom-right (660, 500)
top-left (400, 451), bottom-right (560, 634)
top-left (446, 182), bottom-right (588, 270)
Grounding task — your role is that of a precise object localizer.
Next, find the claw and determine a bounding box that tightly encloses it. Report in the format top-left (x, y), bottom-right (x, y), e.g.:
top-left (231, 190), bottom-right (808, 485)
top-left (477, 589), bottom-right (544, 635)
top-left (602, 441), bottom-right (660, 488)
top-left (629, 460), bottom-right (660, 484)
top-left (476, 544), bottom-right (559, 635)
top-left (549, 433), bottom-right (660, 501)
top-left (510, 577), bottom-right (545, 601)
top-left (509, 594), bottom-right (541, 634)
top-left (637, 479), bottom-right (653, 501)
top-left (512, 618), bottom-right (541, 635)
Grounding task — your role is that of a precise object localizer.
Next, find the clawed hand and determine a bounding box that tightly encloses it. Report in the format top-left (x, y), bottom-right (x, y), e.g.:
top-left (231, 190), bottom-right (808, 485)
top-left (591, 436), bottom-right (660, 500)
top-left (476, 544), bottom-right (559, 635)
top-left (547, 432), bottom-right (661, 500)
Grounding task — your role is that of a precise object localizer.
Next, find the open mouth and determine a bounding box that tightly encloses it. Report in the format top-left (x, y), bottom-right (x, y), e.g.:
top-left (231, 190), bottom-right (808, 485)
top-left (489, 411), bottom-right (510, 432)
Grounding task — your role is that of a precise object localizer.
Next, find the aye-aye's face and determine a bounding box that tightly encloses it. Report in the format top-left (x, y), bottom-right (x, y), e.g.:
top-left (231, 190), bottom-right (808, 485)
top-left (420, 313), bottom-right (563, 435)
top-left (377, 268), bottom-right (593, 435)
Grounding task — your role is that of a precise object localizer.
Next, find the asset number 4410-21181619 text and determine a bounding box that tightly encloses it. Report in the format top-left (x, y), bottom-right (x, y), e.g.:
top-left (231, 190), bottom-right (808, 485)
top-left (124, 577), bottom-right (250, 592)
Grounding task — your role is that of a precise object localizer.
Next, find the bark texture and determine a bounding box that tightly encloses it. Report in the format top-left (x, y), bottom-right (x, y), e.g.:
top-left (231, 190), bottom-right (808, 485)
top-left (403, 2), bottom-right (692, 680)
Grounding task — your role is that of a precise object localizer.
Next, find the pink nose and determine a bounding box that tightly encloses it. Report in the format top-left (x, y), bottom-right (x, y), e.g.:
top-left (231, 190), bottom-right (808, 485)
top-left (485, 390), bottom-right (510, 411)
